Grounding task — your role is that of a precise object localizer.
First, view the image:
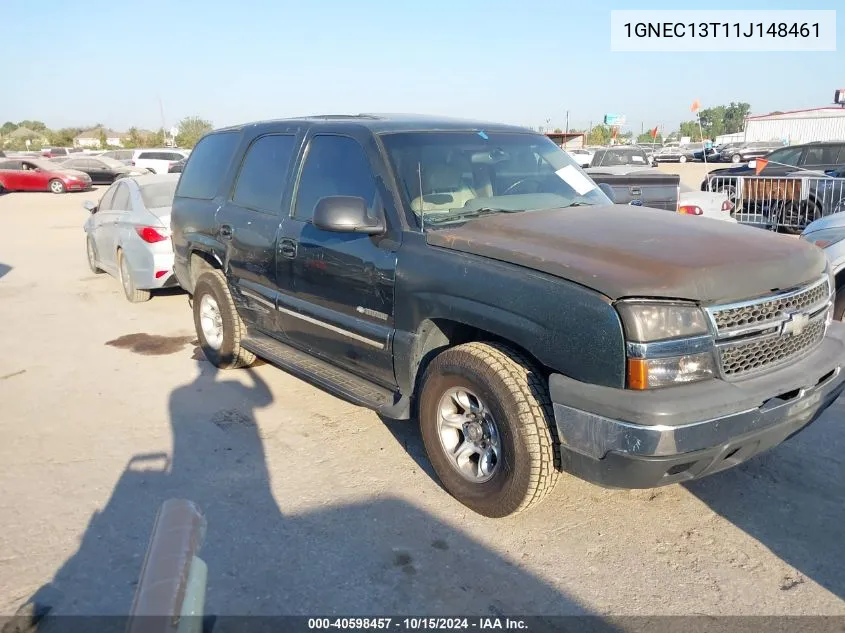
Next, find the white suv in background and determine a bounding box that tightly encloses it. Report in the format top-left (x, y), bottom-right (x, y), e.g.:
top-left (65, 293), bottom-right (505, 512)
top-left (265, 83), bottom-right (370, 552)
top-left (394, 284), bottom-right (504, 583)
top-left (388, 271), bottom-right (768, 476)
top-left (131, 149), bottom-right (189, 174)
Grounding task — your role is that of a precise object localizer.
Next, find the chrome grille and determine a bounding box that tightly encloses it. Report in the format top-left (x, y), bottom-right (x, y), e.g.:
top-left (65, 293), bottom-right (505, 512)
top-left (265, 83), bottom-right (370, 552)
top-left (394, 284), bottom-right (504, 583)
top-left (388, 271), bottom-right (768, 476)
top-left (710, 278), bottom-right (829, 334)
top-left (718, 315), bottom-right (827, 377)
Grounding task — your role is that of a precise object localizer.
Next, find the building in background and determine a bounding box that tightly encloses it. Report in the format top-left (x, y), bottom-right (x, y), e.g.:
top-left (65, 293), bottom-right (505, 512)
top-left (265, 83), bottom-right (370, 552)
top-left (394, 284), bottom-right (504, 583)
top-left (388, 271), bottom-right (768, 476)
top-left (744, 107), bottom-right (845, 145)
top-left (545, 132), bottom-right (586, 149)
top-left (714, 132), bottom-right (745, 145)
top-left (73, 128), bottom-right (129, 149)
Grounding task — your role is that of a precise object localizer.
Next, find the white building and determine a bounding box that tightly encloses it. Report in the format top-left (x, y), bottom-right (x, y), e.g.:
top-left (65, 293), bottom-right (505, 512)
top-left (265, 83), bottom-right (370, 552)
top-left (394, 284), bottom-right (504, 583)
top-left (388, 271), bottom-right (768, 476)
top-left (744, 107), bottom-right (845, 145)
top-left (73, 128), bottom-right (128, 149)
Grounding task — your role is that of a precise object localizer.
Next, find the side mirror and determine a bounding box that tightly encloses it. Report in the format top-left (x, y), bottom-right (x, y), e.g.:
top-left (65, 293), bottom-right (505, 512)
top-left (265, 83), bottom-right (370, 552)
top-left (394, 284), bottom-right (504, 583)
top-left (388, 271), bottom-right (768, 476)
top-left (598, 183), bottom-right (616, 203)
top-left (312, 196), bottom-right (384, 235)
top-left (83, 200), bottom-right (98, 214)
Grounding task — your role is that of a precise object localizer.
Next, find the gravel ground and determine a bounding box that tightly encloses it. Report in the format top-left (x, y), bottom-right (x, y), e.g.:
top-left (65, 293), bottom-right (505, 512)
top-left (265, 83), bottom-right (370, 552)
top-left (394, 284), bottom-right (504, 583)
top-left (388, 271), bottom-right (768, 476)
top-left (0, 186), bottom-right (843, 620)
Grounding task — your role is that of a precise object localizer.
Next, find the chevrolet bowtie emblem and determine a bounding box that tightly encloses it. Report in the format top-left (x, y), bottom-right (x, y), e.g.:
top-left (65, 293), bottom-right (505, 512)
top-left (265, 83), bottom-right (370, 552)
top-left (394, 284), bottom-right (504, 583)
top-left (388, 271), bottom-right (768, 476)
top-left (782, 312), bottom-right (810, 337)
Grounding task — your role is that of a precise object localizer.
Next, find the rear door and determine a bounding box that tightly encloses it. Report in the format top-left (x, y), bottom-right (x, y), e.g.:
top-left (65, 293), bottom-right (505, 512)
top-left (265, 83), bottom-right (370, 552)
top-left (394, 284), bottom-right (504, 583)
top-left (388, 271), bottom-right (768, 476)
top-left (90, 184), bottom-right (120, 272)
top-left (0, 160), bottom-right (23, 189)
top-left (215, 132), bottom-right (301, 335)
top-left (100, 182), bottom-right (131, 267)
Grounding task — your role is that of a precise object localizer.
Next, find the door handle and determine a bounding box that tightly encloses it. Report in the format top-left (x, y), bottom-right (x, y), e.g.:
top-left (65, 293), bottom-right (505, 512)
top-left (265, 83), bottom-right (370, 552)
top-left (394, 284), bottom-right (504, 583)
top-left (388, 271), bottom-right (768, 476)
top-left (279, 238), bottom-right (297, 259)
top-left (219, 224), bottom-right (234, 240)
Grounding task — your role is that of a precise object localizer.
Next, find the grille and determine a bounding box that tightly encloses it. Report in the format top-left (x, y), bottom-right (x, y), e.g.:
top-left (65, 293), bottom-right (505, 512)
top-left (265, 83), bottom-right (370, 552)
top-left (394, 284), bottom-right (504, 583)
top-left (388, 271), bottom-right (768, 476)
top-left (710, 279), bottom-right (829, 333)
top-left (718, 316), bottom-right (826, 377)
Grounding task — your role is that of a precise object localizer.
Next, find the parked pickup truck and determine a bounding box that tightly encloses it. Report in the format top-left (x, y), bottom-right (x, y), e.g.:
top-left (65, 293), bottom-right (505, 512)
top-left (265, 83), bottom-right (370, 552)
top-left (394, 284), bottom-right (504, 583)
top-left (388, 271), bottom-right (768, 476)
top-left (584, 165), bottom-right (680, 211)
top-left (171, 114), bottom-right (845, 518)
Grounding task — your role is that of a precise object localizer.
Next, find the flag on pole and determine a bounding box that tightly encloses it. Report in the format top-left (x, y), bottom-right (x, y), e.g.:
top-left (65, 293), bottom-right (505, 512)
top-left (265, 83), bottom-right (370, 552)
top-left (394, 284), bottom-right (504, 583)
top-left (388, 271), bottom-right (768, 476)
top-left (690, 100), bottom-right (701, 113)
top-left (649, 126), bottom-right (659, 139)
top-left (754, 158), bottom-right (768, 175)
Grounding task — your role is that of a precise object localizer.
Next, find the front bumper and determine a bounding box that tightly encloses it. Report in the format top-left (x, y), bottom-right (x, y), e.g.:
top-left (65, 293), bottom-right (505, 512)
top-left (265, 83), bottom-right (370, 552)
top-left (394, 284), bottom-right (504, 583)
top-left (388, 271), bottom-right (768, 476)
top-left (550, 322), bottom-right (845, 488)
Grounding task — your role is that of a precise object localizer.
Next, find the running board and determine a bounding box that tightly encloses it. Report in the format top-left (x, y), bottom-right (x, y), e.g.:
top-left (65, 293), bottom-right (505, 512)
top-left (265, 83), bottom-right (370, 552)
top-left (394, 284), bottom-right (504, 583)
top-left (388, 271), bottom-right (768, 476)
top-left (241, 331), bottom-right (400, 412)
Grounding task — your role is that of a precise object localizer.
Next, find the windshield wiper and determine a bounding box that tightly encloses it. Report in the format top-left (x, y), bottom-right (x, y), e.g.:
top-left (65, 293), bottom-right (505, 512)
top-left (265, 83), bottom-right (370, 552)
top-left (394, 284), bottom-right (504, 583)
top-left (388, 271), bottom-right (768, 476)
top-left (425, 207), bottom-right (520, 224)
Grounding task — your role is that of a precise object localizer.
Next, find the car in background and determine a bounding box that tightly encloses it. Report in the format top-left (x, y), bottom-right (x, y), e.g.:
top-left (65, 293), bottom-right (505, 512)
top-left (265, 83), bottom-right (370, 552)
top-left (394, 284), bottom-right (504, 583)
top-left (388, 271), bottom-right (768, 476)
top-left (168, 157), bottom-right (187, 173)
top-left (801, 206), bottom-right (845, 319)
top-left (652, 145), bottom-right (697, 163)
top-left (83, 174), bottom-right (181, 302)
top-left (61, 156), bottom-right (150, 184)
top-left (0, 157), bottom-right (92, 193)
top-left (723, 141), bottom-right (784, 164)
top-left (565, 148), bottom-right (593, 167)
top-left (0, 150), bottom-right (5, 158)
top-left (677, 183), bottom-right (735, 222)
top-left (131, 149), bottom-right (189, 174)
top-left (691, 146), bottom-right (718, 161)
top-left (589, 146), bottom-right (650, 167)
top-left (41, 147), bottom-right (82, 159)
top-left (99, 149), bottom-right (135, 165)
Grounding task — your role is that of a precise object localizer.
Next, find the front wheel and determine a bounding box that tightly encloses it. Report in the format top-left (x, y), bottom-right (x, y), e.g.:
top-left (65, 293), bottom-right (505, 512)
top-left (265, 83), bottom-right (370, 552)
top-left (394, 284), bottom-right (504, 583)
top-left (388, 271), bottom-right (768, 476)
top-left (679, 155), bottom-right (687, 163)
top-left (418, 342), bottom-right (560, 518)
top-left (49, 179), bottom-right (66, 194)
top-left (192, 270), bottom-right (255, 369)
top-left (731, 154), bottom-right (742, 164)
top-left (86, 235), bottom-right (103, 274)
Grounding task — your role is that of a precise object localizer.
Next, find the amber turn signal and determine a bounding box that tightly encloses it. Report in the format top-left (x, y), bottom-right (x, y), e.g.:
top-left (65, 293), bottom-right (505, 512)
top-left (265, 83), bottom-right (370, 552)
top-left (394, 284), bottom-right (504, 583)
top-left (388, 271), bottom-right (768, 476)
top-left (627, 358), bottom-right (648, 390)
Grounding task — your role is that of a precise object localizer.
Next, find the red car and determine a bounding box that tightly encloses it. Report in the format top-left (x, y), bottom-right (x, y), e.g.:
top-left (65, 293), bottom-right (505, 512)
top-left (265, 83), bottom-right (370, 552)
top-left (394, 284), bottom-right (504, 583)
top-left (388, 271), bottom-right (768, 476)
top-left (0, 158), bottom-right (93, 194)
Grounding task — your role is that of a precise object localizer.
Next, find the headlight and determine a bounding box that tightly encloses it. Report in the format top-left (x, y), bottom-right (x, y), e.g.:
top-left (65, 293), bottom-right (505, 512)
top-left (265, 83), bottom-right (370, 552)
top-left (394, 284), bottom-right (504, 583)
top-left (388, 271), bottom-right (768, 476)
top-left (802, 228), bottom-right (845, 249)
top-left (616, 301), bottom-right (709, 342)
top-left (617, 301), bottom-right (716, 389)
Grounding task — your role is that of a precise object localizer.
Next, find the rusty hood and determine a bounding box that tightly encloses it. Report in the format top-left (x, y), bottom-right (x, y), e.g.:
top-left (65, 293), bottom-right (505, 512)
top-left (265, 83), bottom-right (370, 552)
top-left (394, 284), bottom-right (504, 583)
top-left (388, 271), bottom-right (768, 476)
top-left (425, 205), bottom-right (826, 304)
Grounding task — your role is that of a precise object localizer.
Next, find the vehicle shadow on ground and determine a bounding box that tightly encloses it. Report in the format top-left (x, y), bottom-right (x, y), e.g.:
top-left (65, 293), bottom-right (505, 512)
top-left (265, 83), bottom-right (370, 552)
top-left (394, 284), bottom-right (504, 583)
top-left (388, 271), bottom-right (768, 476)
top-left (9, 363), bottom-right (611, 631)
top-left (0, 263), bottom-right (11, 280)
top-left (687, 403), bottom-right (845, 599)
top-left (378, 415), bottom-right (441, 487)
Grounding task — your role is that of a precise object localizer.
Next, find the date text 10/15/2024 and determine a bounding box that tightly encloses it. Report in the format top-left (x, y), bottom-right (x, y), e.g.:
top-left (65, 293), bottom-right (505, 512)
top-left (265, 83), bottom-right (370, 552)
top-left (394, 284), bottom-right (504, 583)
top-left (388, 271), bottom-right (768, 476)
top-left (308, 618), bottom-right (528, 630)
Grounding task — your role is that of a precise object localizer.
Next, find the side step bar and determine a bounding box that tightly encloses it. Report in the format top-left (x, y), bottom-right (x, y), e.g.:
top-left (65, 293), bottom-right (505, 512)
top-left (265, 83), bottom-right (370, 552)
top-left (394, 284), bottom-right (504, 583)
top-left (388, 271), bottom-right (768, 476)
top-left (242, 331), bottom-right (407, 415)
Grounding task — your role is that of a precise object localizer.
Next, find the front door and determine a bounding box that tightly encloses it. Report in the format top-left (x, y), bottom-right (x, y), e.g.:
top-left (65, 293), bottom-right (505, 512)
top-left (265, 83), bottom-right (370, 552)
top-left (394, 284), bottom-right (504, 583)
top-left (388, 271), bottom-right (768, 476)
top-left (214, 132), bottom-right (300, 336)
top-left (20, 161), bottom-right (50, 191)
top-left (276, 133), bottom-right (397, 388)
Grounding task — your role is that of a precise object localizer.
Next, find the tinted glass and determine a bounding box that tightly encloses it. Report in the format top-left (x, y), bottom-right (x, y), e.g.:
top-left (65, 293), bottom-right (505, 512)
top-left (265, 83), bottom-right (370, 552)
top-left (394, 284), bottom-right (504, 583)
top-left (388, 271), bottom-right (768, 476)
top-left (163, 152), bottom-right (184, 161)
top-left (803, 145), bottom-right (838, 166)
top-left (766, 147), bottom-right (802, 166)
top-left (232, 135), bottom-right (297, 212)
top-left (176, 131), bottom-right (240, 200)
top-left (0, 160), bottom-right (20, 170)
top-left (294, 135), bottom-right (376, 222)
top-left (140, 180), bottom-right (178, 208)
top-left (99, 184), bottom-right (118, 210)
top-left (112, 183), bottom-right (130, 210)
top-left (138, 152), bottom-right (157, 159)
top-left (591, 148), bottom-right (648, 166)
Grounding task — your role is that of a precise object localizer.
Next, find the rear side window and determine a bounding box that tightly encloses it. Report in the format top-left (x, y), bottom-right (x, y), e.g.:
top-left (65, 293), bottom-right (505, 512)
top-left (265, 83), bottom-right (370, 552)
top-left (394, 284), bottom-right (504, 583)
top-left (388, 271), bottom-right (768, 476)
top-left (231, 135), bottom-right (297, 213)
top-left (112, 183), bottom-right (131, 210)
top-left (138, 152), bottom-right (158, 160)
top-left (176, 132), bottom-right (240, 200)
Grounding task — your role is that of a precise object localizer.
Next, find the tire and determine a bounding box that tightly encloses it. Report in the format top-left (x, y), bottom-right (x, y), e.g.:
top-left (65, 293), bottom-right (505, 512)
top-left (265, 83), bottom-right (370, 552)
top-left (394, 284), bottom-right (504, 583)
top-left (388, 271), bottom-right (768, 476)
top-left (49, 179), bottom-right (66, 194)
top-left (86, 235), bottom-right (103, 274)
top-left (731, 154), bottom-right (742, 164)
top-left (679, 155), bottom-right (687, 163)
top-left (117, 249), bottom-right (151, 303)
top-left (192, 270), bottom-right (255, 369)
top-left (418, 342), bottom-right (559, 518)
top-left (835, 287), bottom-right (845, 322)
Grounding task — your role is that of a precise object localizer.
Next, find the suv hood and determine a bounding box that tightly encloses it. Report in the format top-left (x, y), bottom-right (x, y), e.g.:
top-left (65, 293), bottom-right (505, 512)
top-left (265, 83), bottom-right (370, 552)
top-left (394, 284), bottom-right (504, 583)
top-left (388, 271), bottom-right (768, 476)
top-left (425, 204), bottom-right (825, 304)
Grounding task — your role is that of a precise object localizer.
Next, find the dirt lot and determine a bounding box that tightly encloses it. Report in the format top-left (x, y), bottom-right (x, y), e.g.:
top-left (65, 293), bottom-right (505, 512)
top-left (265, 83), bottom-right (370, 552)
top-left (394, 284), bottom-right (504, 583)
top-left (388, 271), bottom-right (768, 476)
top-left (1, 186), bottom-right (844, 619)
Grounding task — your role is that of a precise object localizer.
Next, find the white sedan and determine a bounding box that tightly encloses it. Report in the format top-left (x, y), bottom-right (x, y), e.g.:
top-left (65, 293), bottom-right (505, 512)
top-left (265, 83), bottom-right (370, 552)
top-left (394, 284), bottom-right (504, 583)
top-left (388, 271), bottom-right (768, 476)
top-left (677, 183), bottom-right (736, 223)
top-left (566, 148), bottom-right (594, 168)
top-left (83, 174), bottom-right (181, 302)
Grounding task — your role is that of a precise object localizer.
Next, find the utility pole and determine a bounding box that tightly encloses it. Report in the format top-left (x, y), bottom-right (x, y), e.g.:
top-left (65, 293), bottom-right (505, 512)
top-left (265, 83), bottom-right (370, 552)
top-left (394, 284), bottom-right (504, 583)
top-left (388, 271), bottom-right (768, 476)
top-left (565, 110), bottom-right (569, 137)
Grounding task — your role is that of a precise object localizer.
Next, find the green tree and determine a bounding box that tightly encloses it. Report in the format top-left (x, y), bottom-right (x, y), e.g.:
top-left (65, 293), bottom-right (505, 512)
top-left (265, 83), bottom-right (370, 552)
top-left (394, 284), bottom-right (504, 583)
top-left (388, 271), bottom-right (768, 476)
top-left (679, 120), bottom-right (702, 140)
top-left (636, 132), bottom-right (663, 144)
top-left (175, 116), bottom-right (213, 148)
top-left (723, 102), bottom-right (751, 134)
top-left (49, 127), bottom-right (83, 147)
top-left (1, 121), bottom-right (18, 135)
top-left (98, 129), bottom-right (108, 149)
top-left (698, 105), bottom-right (726, 138)
top-left (587, 124), bottom-right (612, 145)
top-left (17, 120), bottom-right (48, 133)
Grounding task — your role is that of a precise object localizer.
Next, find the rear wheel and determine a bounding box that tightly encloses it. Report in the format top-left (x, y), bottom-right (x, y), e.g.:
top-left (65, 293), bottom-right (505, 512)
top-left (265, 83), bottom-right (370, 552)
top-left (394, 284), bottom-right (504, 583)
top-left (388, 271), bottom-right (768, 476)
top-left (679, 155), bottom-right (687, 163)
top-left (117, 249), bottom-right (151, 303)
top-left (192, 270), bottom-right (255, 369)
top-left (418, 342), bottom-right (560, 518)
top-left (86, 235), bottom-right (103, 274)
top-left (731, 154), bottom-right (742, 164)
top-left (835, 287), bottom-right (845, 322)
top-left (49, 179), bottom-right (66, 194)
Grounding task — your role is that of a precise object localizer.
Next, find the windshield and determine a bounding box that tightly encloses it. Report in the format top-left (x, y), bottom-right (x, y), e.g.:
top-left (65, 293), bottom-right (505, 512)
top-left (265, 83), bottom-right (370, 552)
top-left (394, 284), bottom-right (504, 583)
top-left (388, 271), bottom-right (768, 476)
top-left (591, 148), bottom-right (649, 166)
top-left (380, 132), bottom-right (610, 229)
top-left (140, 180), bottom-right (178, 209)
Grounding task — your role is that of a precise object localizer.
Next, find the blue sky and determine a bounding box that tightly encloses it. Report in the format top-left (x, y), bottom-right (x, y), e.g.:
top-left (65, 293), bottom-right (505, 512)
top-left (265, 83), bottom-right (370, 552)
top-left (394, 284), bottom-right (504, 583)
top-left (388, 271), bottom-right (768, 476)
top-left (4, 0), bottom-right (842, 134)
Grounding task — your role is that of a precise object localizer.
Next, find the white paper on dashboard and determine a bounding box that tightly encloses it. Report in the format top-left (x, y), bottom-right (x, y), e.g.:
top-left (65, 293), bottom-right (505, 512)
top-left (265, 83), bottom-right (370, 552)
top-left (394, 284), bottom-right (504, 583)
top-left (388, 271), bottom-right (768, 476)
top-left (555, 165), bottom-right (596, 196)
